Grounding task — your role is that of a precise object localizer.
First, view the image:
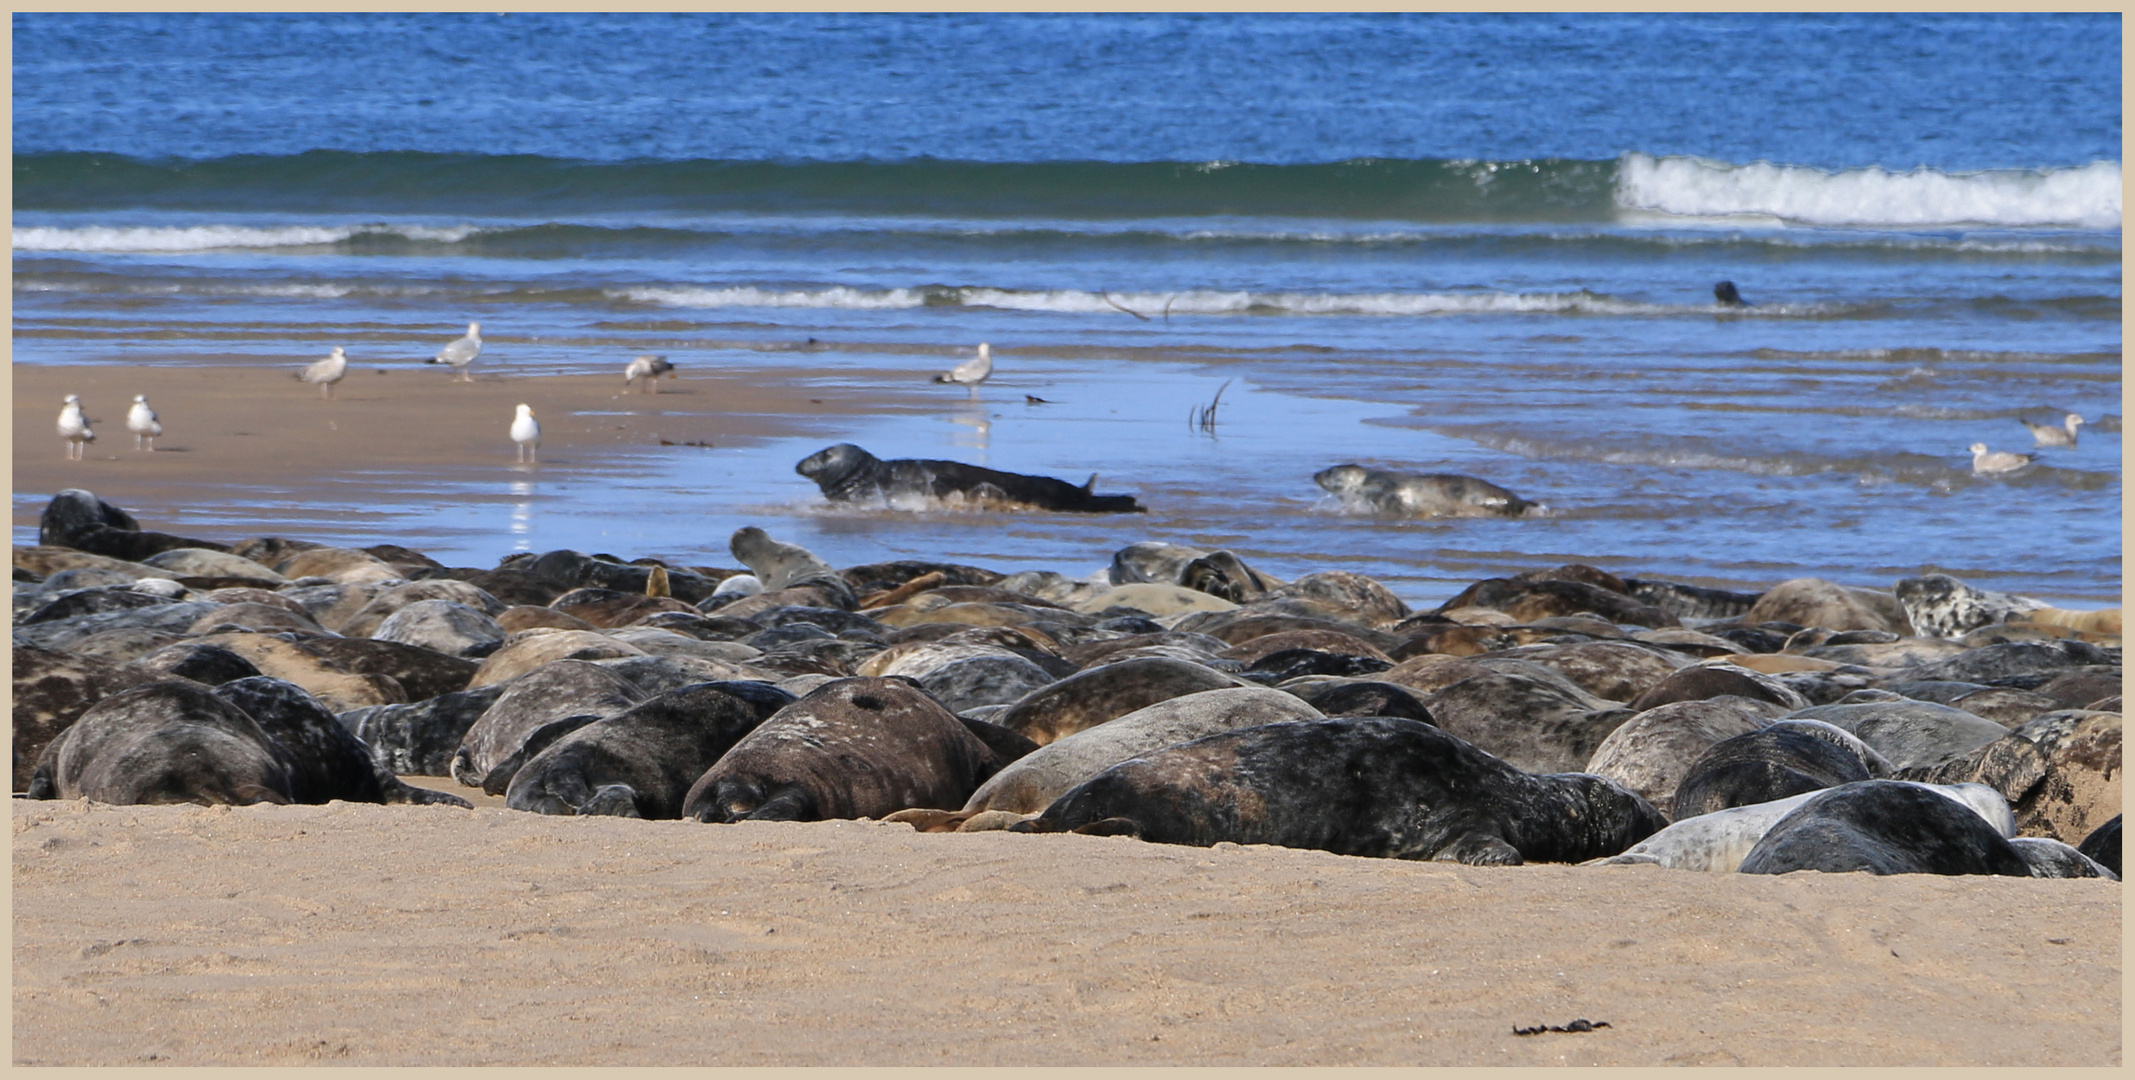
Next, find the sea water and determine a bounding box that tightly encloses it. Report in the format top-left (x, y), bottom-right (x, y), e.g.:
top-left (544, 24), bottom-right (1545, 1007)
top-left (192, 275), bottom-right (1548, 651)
top-left (12, 13), bottom-right (2122, 606)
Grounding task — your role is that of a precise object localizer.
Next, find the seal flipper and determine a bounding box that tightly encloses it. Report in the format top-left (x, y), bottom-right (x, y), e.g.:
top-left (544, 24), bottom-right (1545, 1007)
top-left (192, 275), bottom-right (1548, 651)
top-left (577, 783), bottom-right (644, 818)
top-left (1431, 831), bottom-right (1525, 866)
top-left (740, 784), bottom-right (816, 822)
top-left (1069, 816), bottom-right (1143, 838)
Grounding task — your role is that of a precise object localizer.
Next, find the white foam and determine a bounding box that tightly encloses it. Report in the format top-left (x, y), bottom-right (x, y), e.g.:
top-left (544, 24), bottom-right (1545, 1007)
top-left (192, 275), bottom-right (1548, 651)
top-left (1615, 153), bottom-right (2122, 230)
top-left (610, 284), bottom-right (1739, 319)
top-left (11, 223), bottom-right (481, 253)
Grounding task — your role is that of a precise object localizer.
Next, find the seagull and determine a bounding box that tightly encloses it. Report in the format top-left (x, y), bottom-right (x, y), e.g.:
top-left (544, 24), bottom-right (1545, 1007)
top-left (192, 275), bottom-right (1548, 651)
top-left (933, 342), bottom-right (993, 397)
top-left (299, 346), bottom-right (349, 399)
top-left (624, 354), bottom-right (675, 394)
top-left (57, 394), bottom-right (94, 460)
top-left (428, 321), bottom-right (482, 382)
top-left (2020, 412), bottom-right (2084, 448)
top-left (1713, 281), bottom-right (1747, 306)
top-left (511, 403), bottom-right (541, 463)
top-left (126, 394), bottom-right (162, 451)
top-left (1968, 442), bottom-right (2033, 476)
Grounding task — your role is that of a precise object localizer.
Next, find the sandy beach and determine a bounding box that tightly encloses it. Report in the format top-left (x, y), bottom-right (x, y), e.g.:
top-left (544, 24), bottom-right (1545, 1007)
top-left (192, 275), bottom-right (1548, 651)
top-left (12, 796), bottom-right (2120, 1067)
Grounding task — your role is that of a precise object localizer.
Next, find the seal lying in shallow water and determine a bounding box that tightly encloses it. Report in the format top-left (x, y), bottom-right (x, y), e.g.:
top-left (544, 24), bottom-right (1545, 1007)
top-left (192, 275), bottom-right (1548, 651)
top-left (796, 443), bottom-right (1144, 513)
top-left (1020, 716), bottom-right (1666, 864)
top-left (1314, 465), bottom-right (1539, 519)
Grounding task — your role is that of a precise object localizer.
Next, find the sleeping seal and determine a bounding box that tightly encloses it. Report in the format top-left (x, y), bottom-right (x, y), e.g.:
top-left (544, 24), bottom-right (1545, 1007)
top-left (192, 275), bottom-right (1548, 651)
top-left (1737, 779), bottom-right (2034, 876)
top-left (1021, 716), bottom-right (1665, 864)
top-left (1314, 465), bottom-right (1539, 519)
top-left (797, 443), bottom-right (1143, 513)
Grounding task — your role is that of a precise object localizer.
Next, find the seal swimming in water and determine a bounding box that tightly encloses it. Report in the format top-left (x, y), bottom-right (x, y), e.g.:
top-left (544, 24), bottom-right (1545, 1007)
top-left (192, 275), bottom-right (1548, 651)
top-left (1314, 464), bottom-right (1538, 519)
top-left (1713, 280), bottom-right (1748, 307)
top-left (1020, 716), bottom-right (1666, 865)
top-left (796, 443), bottom-right (1144, 513)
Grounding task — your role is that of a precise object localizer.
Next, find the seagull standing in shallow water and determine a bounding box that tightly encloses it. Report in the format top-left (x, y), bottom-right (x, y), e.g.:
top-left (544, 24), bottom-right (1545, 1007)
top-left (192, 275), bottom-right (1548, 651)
top-left (2021, 412), bottom-right (2084, 448)
top-left (511, 403), bottom-right (541, 463)
top-left (933, 342), bottom-right (993, 398)
top-left (1968, 442), bottom-right (2032, 476)
top-left (127, 394), bottom-right (162, 451)
top-left (624, 354), bottom-right (675, 393)
top-left (429, 322), bottom-right (482, 382)
top-left (300, 346), bottom-right (349, 399)
top-left (57, 395), bottom-right (94, 460)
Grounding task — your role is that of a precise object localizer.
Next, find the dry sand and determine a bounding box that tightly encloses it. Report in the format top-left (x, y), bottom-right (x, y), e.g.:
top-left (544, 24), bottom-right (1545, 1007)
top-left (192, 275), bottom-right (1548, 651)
top-left (11, 795), bottom-right (2120, 1066)
top-left (12, 362), bottom-right (937, 541)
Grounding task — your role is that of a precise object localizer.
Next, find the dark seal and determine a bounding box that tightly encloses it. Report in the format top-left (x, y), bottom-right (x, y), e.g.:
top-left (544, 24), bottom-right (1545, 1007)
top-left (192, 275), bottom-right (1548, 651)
top-left (1021, 716), bottom-right (1666, 864)
top-left (682, 676), bottom-right (1005, 822)
top-left (505, 681), bottom-right (792, 818)
top-left (796, 443), bottom-right (1144, 513)
top-left (1737, 779), bottom-right (2032, 877)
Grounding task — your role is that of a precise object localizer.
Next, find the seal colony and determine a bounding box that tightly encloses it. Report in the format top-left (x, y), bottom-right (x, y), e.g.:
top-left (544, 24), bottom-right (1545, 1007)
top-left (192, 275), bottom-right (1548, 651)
top-left (15, 489), bottom-right (2121, 884)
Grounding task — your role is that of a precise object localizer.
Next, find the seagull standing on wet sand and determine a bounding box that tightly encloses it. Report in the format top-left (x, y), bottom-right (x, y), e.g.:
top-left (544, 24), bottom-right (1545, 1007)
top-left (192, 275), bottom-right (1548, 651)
top-left (511, 404), bottom-right (541, 463)
top-left (58, 395), bottom-right (95, 460)
top-left (2021, 412), bottom-right (2084, 448)
top-left (1968, 442), bottom-right (2032, 476)
top-left (933, 342), bottom-right (993, 398)
top-left (624, 354), bottom-right (675, 393)
top-left (127, 394), bottom-right (162, 451)
top-left (429, 321), bottom-right (482, 382)
top-left (300, 346), bottom-right (349, 399)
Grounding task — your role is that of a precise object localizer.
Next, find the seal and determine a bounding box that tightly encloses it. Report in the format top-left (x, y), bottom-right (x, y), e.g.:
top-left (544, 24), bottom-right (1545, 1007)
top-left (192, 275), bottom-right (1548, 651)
top-left (963, 686), bottom-right (1324, 814)
top-left (682, 676), bottom-right (1003, 822)
top-left (27, 677), bottom-right (467, 807)
top-left (1592, 780), bottom-right (2013, 873)
top-left (1314, 464), bottom-right (1538, 519)
top-left (39, 488), bottom-right (233, 562)
top-left (1894, 573), bottom-right (2047, 640)
top-left (1737, 779), bottom-right (2034, 876)
top-left (505, 681), bottom-right (792, 818)
top-left (1020, 717), bottom-right (1666, 865)
top-left (1581, 698), bottom-right (1774, 816)
top-left (2076, 814), bottom-right (2122, 877)
top-left (990, 655), bottom-right (1249, 745)
top-left (797, 443), bottom-right (1144, 513)
top-left (2009, 837), bottom-right (2118, 879)
top-left (1670, 718), bottom-right (1890, 819)
top-left (449, 659), bottom-right (647, 791)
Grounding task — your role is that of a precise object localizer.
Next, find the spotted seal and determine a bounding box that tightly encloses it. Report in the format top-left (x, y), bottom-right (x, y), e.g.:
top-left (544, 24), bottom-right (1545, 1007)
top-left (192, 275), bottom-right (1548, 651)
top-left (1020, 716), bottom-right (1666, 864)
top-left (1314, 464), bottom-right (1538, 519)
top-left (797, 443), bottom-right (1143, 513)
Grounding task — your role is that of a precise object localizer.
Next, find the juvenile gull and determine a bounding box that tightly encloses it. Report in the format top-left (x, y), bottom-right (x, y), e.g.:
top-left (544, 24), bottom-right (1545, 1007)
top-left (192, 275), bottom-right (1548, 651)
top-left (428, 321), bottom-right (482, 382)
top-left (624, 354), bottom-right (674, 393)
top-left (511, 403), bottom-right (541, 463)
top-left (933, 342), bottom-right (993, 397)
top-left (1968, 442), bottom-right (2032, 476)
top-left (299, 346), bottom-right (349, 399)
top-left (126, 394), bottom-right (162, 451)
top-left (2021, 412), bottom-right (2084, 448)
top-left (56, 394), bottom-right (94, 461)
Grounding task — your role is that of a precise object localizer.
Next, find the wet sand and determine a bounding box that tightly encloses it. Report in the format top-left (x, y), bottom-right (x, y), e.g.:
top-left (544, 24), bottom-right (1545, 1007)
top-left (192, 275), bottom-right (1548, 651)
top-left (13, 362), bottom-right (937, 544)
top-left (11, 797), bottom-right (2119, 1066)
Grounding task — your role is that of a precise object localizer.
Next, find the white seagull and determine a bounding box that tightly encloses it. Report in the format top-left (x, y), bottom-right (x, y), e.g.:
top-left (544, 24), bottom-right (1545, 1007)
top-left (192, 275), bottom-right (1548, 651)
top-left (300, 346), bottom-right (350, 399)
top-left (933, 342), bottom-right (993, 397)
top-left (1968, 442), bottom-right (2033, 476)
top-left (511, 403), bottom-right (541, 463)
top-left (2020, 412), bottom-right (2084, 448)
top-left (57, 394), bottom-right (94, 460)
top-left (126, 394), bottom-right (162, 451)
top-left (428, 321), bottom-right (483, 382)
top-left (624, 354), bottom-right (675, 393)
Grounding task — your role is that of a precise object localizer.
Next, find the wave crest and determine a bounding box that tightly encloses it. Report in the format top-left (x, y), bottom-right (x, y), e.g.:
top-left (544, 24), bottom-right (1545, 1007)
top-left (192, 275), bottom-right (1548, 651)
top-left (1615, 153), bottom-right (2122, 229)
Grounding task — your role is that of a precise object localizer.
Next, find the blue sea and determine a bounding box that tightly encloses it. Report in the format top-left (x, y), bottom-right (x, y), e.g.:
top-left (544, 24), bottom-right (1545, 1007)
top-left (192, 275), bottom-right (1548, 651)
top-left (11, 13), bottom-right (2123, 605)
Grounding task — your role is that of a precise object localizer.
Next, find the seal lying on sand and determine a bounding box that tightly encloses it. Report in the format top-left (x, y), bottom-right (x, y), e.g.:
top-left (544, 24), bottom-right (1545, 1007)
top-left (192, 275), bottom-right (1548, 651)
top-left (797, 443), bottom-right (1144, 513)
top-left (1021, 717), bottom-right (1665, 864)
top-left (1314, 465), bottom-right (1539, 519)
